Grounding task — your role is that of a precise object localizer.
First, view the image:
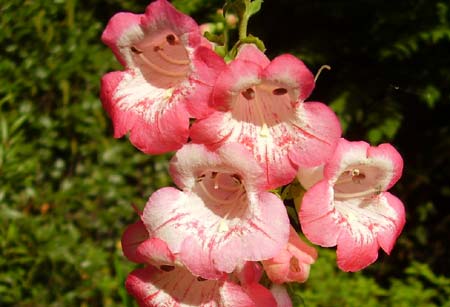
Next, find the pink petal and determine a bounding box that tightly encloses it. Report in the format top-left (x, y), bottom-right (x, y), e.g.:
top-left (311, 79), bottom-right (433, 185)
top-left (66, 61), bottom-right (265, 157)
top-left (288, 102), bottom-right (342, 168)
top-left (244, 283), bottom-right (277, 307)
top-left (235, 262), bottom-right (264, 286)
top-left (323, 138), bottom-right (369, 181)
top-left (333, 193), bottom-right (405, 271)
top-left (299, 180), bottom-right (342, 247)
top-left (121, 220), bottom-right (149, 263)
top-left (126, 266), bottom-right (225, 306)
top-left (297, 164), bottom-right (325, 190)
top-left (185, 47), bottom-right (227, 119)
top-left (367, 143), bottom-right (404, 190)
top-left (236, 44), bottom-right (271, 67)
top-left (101, 12), bottom-right (143, 66)
top-left (209, 192), bottom-right (289, 273)
top-left (220, 282), bottom-right (256, 307)
top-left (262, 54), bottom-right (315, 101)
top-left (141, 0), bottom-right (203, 46)
top-left (210, 59), bottom-right (263, 111)
top-left (100, 70), bottom-right (190, 154)
top-left (270, 284), bottom-right (293, 307)
top-left (336, 227), bottom-right (379, 272)
top-left (136, 237), bottom-right (175, 267)
top-left (375, 192), bottom-right (406, 254)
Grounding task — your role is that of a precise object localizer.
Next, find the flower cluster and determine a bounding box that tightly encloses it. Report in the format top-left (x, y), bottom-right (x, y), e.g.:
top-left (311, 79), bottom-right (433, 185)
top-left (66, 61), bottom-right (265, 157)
top-left (100, 1), bottom-right (406, 306)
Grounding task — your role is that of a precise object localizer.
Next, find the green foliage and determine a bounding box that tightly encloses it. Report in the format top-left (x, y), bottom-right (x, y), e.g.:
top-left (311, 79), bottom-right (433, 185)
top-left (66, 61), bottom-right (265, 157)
top-left (1, 0), bottom-right (449, 306)
top-left (0, 0), bottom-right (169, 305)
top-left (288, 249), bottom-right (450, 307)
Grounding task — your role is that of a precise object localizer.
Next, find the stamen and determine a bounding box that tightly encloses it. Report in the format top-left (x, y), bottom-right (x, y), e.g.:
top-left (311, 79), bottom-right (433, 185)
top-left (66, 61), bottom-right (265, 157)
top-left (160, 265), bottom-right (175, 272)
top-left (314, 65), bottom-right (331, 82)
top-left (334, 188), bottom-right (381, 200)
top-left (195, 174), bottom-right (206, 182)
top-left (166, 34), bottom-right (177, 45)
top-left (241, 88), bottom-right (270, 137)
top-left (214, 173), bottom-right (242, 192)
top-left (134, 50), bottom-right (187, 77)
top-left (272, 88), bottom-right (288, 95)
top-left (242, 88), bottom-right (255, 100)
top-left (334, 169), bottom-right (366, 185)
top-left (352, 173), bottom-right (366, 183)
top-left (156, 49), bottom-right (190, 65)
top-left (198, 179), bottom-right (244, 205)
top-left (130, 46), bottom-right (143, 54)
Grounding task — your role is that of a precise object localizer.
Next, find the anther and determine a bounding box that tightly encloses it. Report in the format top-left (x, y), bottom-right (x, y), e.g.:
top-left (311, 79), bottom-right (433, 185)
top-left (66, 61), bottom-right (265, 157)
top-left (195, 174), bottom-right (206, 182)
top-left (242, 88), bottom-right (255, 100)
top-left (231, 174), bottom-right (242, 185)
top-left (166, 34), bottom-right (176, 45)
top-left (160, 265), bottom-right (175, 272)
top-left (130, 46), bottom-right (143, 54)
top-left (272, 88), bottom-right (288, 95)
top-left (153, 45), bottom-right (162, 52)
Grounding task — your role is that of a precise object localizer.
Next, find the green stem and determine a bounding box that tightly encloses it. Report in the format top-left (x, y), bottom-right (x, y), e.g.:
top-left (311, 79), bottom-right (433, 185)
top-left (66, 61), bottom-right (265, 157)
top-left (239, 11), bottom-right (249, 40)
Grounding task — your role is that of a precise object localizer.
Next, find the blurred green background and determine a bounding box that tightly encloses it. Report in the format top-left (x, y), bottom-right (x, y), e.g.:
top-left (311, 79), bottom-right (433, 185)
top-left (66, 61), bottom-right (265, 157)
top-left (0, 0), bottom-right (449, 306)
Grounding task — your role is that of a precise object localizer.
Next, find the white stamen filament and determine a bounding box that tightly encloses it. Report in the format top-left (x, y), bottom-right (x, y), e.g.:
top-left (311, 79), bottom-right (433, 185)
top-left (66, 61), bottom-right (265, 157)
top-left (198, 180), bottom-right (244, 205)
top-left (156, 48), bottom-right (190, 65)
top-left (251, 90), bottom-right (270, 137)
top-left (137, 53), bottom-right (187, 77)
top-left (334, 188), bottom-right (380, 200)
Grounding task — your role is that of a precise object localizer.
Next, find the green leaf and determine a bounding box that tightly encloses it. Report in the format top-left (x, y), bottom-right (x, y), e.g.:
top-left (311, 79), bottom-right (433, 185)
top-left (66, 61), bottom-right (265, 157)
top-left (247, 0), bottom-right (263, 17)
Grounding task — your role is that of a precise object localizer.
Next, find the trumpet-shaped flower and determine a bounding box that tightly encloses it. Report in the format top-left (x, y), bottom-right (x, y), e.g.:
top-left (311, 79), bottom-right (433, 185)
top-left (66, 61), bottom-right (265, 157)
top-left (101, 0), bottom-right (225, 154)
top-left (298, 138), bottom-right (405, 271)
top-left (190, 44), bottom-right (341, 189)
top-left (262, 226), bottom-right (317, 283)
top-left (126, 264), bottom-right (260, 307)
top-left (122, 223), bottom-right (280, 307)
top-left (142, 143), bottom-right (290, 279)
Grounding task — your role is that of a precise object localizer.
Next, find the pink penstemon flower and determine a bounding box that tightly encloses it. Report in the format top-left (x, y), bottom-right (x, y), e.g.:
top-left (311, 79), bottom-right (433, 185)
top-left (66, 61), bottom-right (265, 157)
top-left (190, 44), bottom-right (342, 189)
top-left (100, 0), bottom-right (225, 154)
top-left (122, 221), bottom-right (281, 307)
top-left (298, 138), bottom-right (406, 271)
top-left (141, 143), bottom-right (290, 279)
top-left (262, 225), bottom-right (317, 284)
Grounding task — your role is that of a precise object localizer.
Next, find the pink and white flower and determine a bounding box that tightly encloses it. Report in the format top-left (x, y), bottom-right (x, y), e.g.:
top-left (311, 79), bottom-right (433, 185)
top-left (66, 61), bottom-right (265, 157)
top-left (190, 44), bottom-right (341, 189)
top-left (126, 262), bottom-right (259, 307)
top-left (122, 222), bottom-right (280, 306)
top-left (142, 143), bottom-right (290, 279)
top-left (101, 0), bottom-right (225, 154)
top-left (298, 138), bottom-right (406, 271)
top-left (262, 226), bottom-right (317, 284)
